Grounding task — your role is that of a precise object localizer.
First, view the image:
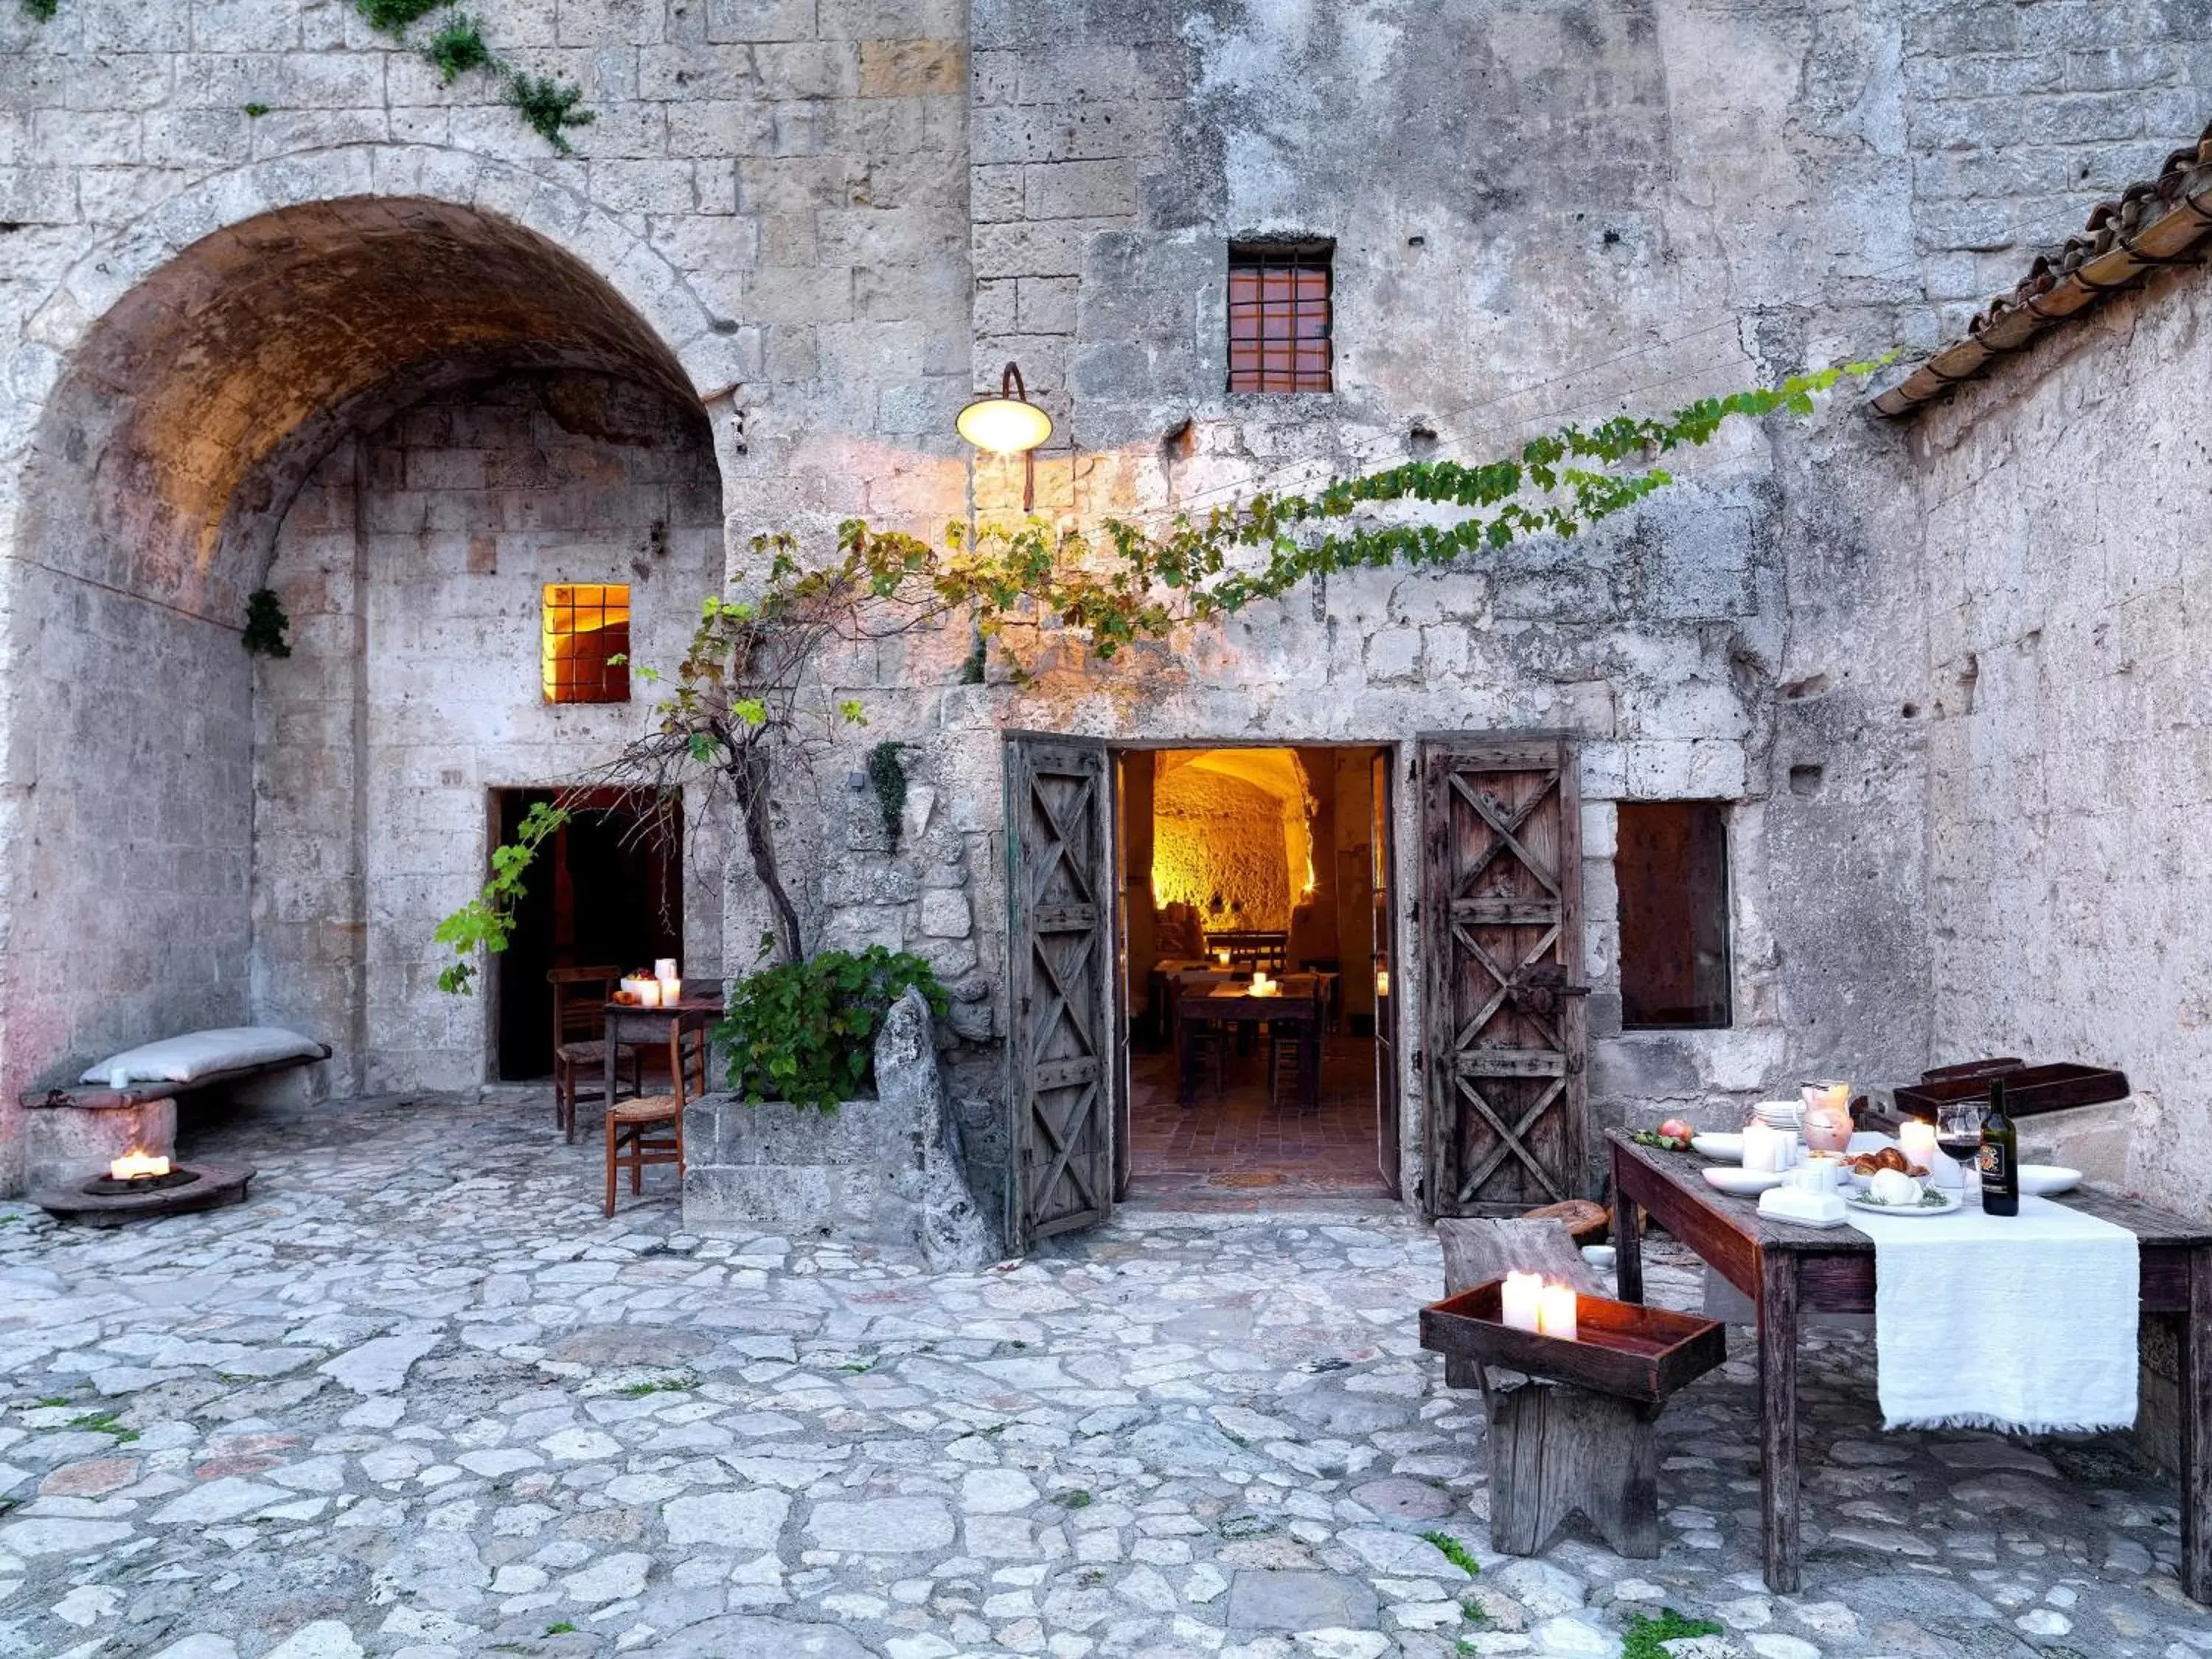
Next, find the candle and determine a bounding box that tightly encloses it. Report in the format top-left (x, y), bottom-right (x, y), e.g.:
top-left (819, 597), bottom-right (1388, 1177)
top-left (1500, 1271), bottom-right (1543, 1333)
top-left (1743, 1122), bottom-right (1775, 1172)
top-left (1538, 1283), bottom-right (1579, 1342)
top-left (637, 978), bottom-right (662, 1008)
top-left (654, 958), bottom-right (679, 983)
top-left (1898, 1119), bottom-right (1936, 1169)
top-left (1376, 968), bottom-right (1390, 998)
top-left (659, 975), bottom-right (683, 1004)
top-left (1214, 950), bottom-right (1231, 967)
top-left (1251, 971), bottom-right (1273, 995)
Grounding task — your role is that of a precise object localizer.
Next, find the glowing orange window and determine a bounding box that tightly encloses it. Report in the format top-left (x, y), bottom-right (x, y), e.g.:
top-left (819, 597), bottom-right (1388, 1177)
top-left (1228, 242), bottom-right (1334, 394)
top-left (541, 583), bottom-right (630, 704)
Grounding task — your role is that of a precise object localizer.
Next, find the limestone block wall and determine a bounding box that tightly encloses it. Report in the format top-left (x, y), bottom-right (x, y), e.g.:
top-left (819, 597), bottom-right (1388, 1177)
top-left (254, 372), bottom-right (727, 1093)
top-left (0, 0), bottom-right (977, 1187)
top-left (0, 0), bottom-right (2209, 1202)
top-left (1912, 265), bottom-right (2212, 1219)
top-left (1151, 765), bottom-right (1293, 933)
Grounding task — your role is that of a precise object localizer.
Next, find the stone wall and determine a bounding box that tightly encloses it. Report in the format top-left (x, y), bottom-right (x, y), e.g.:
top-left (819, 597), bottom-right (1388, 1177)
top-left (1151, 765), bottom-right (1293, 934)
top-left (254, 371), bottom-right (727, 1093)
top-left (1, 0), bottom-right (2210, 1201)
top-left (1910, 262), bottom-right (2212, 1220)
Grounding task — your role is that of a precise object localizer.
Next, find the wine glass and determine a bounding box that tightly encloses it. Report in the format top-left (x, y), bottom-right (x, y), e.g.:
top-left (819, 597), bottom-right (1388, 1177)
top-left (1935, 1102), bottom-right (1983, 1203)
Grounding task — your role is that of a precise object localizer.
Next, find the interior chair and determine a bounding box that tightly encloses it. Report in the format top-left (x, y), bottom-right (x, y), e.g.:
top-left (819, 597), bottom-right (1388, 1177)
top-left (549, 967), bottom-right (640, 1142)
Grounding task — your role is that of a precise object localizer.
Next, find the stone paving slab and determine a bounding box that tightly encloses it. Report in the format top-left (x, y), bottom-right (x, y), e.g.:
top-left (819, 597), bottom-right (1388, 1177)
top-left (0, 1093), bottom-right (2208, 1658)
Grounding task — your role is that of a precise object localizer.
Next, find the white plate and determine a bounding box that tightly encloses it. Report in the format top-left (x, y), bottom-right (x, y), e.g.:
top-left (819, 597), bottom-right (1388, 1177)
top-left (1846, 1189), bottom-right (1963, 1217)
top-left (1703, 1167), bottom-right (1784, 1197)
top-left (2019, 1164), bottom-right (2082, 1196)
top-left (1691, 1133), bottom-right (1745, 1162)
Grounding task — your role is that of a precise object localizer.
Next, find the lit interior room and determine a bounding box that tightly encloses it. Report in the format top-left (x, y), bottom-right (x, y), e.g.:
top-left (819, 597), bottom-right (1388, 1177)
top-left (1118, 746), bottom-right (1395, 1200)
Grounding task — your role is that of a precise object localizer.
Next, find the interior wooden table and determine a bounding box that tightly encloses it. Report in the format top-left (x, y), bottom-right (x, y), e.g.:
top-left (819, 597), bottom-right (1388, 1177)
top-left (601, 997), bottom-right (719, 1111)
top-left (1607, 1128), bottom-right (2212, 1600)
top-left (1175, 983), bottom-right (1323, 1110)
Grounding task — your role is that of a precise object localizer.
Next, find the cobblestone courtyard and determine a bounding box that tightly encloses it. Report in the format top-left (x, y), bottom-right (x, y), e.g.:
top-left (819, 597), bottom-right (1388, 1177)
top-left (1, 1096), bottom-right (2209, 1659)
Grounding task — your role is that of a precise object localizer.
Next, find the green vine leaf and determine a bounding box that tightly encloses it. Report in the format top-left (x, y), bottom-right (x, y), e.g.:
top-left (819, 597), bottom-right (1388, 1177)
top-left (432, 801), bottom-right (568, 996)
top-left (19, 0), bottom-right (58, 17)
top-left (356, 0), bottom-right (442, 32)
top-left (714, 948), bottom-right (947, 1112)
top-left (243, 588), bottom-right (292, 658)
top-left (507, 71), bottom-right (596, 153)
top-left (867, 742), bottom-right (908, 848)
top-left (426, 15), bottom-right (494, 83)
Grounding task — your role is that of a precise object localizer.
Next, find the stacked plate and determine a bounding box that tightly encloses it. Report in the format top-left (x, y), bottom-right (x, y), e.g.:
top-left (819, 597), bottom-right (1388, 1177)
top-left (1751, 1099), bottom-right (1805, 1133)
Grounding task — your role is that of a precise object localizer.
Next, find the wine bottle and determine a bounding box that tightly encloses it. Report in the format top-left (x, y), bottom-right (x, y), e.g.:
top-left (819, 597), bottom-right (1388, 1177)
top-left (1979, 1077), bottom-right (2020, 1216)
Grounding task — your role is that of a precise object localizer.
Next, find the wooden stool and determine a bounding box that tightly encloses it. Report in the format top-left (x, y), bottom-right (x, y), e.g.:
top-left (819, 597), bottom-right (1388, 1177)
top-left (1430, 1217), bottom-right (1722, 1559)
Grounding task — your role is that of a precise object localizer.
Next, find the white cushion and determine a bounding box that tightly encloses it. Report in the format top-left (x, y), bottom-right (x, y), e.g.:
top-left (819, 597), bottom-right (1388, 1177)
top-left (84, 1027), bottom-right (325, 1089)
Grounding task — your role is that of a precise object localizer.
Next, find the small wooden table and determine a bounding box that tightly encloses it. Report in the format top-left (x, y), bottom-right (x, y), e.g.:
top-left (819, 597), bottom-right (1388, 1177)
top-left (602, 996), bottom-right (719, 1111)
top-left (1175, 983), bottom-right (1322, 1110)
top-left (1608, 1129), bottom-right (2212, 1601)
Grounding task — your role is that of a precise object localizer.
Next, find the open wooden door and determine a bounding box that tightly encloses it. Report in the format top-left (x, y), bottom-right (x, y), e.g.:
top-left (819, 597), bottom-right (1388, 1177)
top-left (1419, 734), bottom-right (1589, 1216)
top-left (1005, 734), bottom-right (1117, 1251)
top-left (1371, 750), bottom-right (1402, 1196)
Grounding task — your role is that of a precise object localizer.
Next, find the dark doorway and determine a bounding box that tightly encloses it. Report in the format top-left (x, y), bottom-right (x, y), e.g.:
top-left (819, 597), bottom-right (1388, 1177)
top-left (491, 787), bottom-right (683, 1080)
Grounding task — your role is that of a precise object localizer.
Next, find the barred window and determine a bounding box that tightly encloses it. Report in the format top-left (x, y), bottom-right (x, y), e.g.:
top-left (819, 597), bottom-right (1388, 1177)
top-left (541, 583), bottom-right (630, 704)
top-left (1228, 241), bottom-right (1333, 394)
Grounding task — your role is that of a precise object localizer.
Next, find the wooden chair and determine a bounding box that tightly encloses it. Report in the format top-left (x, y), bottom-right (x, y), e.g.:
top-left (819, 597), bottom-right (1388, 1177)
top-left (1263, 986), bottom-right (1322, 1110)
top-left (1178, 1004), bottom-right (1229, 1104)
top-left (605, 1020), bottom-right (702, 1216)
top-left (550, 967), bottom-right (641, 1143)
top-left (1436, 1217), bottom-right (1672, 1559)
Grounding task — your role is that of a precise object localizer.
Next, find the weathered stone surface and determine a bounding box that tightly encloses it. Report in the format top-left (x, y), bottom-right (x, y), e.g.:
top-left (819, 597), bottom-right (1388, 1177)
top-left (684, 991), bottom-right (990, 1265)
top-left (0, 1100), bottom-right (2202, 1658)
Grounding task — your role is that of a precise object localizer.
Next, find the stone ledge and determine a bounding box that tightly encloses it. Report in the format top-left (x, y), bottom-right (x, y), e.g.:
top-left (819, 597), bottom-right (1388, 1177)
top-left (681, 989), bottom-right (992, 1268)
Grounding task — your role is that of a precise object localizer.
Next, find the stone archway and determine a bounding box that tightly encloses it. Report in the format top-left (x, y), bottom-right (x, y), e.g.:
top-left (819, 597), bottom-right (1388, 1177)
top-left (0, 183), bottom-right (738, 1187)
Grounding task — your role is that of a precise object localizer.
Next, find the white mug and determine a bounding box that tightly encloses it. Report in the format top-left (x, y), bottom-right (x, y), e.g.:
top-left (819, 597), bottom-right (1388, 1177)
top-left (1793, 1158), bottom-right (1841, 1195)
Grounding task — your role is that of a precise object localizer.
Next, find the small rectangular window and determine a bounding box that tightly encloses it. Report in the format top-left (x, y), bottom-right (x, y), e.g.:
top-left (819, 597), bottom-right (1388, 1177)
top-left (1228, 241), bottom-right (1333, 394)
top-left (1617, 801), bottom-right (1731, 1029)
top-left (542, 583), bottom-right (630, 704)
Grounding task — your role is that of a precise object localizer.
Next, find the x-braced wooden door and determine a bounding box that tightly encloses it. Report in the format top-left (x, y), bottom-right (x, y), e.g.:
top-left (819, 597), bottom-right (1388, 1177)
top-left (1006, 734), bottom-right (1116, 1251)
top-left (1420, 734), bottom-right (1590, 1217)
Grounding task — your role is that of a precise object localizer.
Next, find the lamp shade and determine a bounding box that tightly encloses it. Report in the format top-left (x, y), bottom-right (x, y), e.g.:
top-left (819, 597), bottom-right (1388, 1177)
top-left (956, 395), bottom-right (1053, 454)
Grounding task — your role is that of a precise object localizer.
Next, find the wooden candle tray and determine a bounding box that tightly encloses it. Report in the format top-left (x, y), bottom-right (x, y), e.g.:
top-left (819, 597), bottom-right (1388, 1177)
top-left (1891, 1060), bottom-right (2128, 1121)
top-left (1419, 1278), bottom-right (1727, 1406)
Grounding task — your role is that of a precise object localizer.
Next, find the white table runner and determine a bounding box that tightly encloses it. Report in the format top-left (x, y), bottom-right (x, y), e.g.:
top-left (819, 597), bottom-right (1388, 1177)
top-left (1851, 1193), bottom-right (2138, 1433)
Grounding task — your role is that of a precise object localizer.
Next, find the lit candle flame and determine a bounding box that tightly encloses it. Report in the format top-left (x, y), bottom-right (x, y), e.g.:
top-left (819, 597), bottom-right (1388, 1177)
top-left (109, 1149), bottom-right (171, 1181)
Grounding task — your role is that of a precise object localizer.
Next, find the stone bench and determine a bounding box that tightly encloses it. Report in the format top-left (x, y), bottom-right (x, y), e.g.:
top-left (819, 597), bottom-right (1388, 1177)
top-left (21, 1044), bottom-right (330, 1188)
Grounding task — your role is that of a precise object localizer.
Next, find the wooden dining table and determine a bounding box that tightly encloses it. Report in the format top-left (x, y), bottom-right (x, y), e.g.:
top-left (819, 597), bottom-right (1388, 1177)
top-left (602, 995), bottom-right (719, 1111)
top-left (1175, 980), bottom-right (1324, 1110)
top-left (1607, 1128), bottom-right (2212, 1601)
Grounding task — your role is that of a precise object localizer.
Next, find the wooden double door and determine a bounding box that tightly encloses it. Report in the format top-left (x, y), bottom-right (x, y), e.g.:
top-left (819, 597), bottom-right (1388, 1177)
top-left (1001, 731), bottom-right (1587, 1248)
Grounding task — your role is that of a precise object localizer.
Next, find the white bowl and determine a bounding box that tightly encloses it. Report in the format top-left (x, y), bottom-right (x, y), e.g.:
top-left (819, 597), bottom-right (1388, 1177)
top-left (1580, 1245), bottom-right (1617, 1271)
top-left (1703, 1167), bottom-right (1784, 1197)
top-left (2018, 1164), bottom-right (2082, 1197)
top-left (1691, 1133), bottom-right (1745, 1162)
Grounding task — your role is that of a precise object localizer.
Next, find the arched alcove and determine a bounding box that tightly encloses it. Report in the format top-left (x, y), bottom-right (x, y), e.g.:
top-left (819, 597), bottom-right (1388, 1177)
top-left (4, 196), bottom-right (728, 1116)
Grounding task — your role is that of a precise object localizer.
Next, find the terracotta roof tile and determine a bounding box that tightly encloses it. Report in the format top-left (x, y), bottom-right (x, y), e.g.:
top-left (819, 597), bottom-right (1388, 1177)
top-left (1873, 120), bottom-right (2212, 417)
